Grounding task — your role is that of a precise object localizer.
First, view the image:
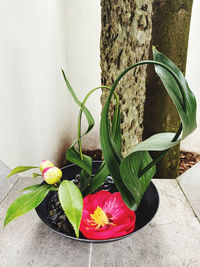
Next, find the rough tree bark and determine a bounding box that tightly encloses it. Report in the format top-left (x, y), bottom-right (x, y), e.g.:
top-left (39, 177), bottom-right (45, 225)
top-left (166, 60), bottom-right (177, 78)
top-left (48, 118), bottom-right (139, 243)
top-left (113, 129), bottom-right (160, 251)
top-left (143, 0), bottom-right (193, 178)
top-left (100, 0), bottom-right (153, 156)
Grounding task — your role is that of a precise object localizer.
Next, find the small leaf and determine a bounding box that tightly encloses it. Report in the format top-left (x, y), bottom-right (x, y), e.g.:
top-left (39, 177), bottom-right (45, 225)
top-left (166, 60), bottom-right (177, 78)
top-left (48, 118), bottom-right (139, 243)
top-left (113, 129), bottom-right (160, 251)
top-left (7, 166), bottom-right (38, 178)
top-left (4, 184), bottom-right (53, 227)
top-left (21, 184), bottom-right (58, 192)
top-left (58, 180), bottom-right (83, 238)
top-left (33, 173), bottom-right (42, 179)
top-left (21, 184), bottom-right (41, 192)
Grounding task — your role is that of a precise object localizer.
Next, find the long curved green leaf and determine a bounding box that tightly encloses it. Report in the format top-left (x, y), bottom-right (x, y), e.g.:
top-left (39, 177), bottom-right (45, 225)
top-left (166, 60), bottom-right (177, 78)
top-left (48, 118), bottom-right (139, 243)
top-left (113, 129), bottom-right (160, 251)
top-left (4, 184), bottom-right (53, 226)
top-left (58, 180), bottom-right (83, 238)
top-left (100, 97), bottom-right (137, 210)
top-left (120, 151), bottom-right (156, 210)
top-left (7, 166), bottom-right (38, 178)
top-left (153, 47), bottom-right (197, 139)
top-left (132, 132), bottom-right (180, 152)
top-left (100, 47), bottom-right (197, 210)
top-left (62, 69), bottom-right (95, 135)
top-left (62, 69), bottom-right (93, 173)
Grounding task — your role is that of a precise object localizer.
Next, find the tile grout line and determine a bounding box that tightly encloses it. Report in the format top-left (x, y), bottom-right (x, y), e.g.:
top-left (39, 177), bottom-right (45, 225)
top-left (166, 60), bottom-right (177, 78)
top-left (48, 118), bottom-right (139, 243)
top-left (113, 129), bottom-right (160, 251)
top-left (176, 179), bottom-right (200, 223)
top-left (88, 243), bottom-right (93, 267)
top-left (0, 177), bottom-right (21, 206)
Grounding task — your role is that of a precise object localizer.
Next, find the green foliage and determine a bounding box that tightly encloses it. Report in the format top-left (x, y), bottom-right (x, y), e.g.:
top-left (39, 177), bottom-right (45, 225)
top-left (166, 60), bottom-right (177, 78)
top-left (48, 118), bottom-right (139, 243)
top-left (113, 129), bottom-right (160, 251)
top-left (100, 47), bottom-right (197, 210)
top-left (7, 166), bottom-right (38, 178)
top-left (4, 48), bottom-right (197, 234)
top-left (4, 184), bottom-right (55, 227)
top-left (58, 180), bottom-right (83, 238)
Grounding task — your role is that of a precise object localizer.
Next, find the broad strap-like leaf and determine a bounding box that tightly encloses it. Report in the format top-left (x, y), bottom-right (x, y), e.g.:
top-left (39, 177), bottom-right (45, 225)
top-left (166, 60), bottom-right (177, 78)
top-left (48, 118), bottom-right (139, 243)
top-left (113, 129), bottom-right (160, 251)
top-left (58, 180), bottom-right (83, 238)
top-left (120, 151), bottom-right (156, 210)
top-left (100, 98), bottom-right (137, 210)
top-left (7, 166), bottom-right (38, 178)
top-left (100, 47), bottom-right (197, 211)
top-left (62, 69), bottom-right (93, 174)
top-left (62, 69), bottom-right (94, 135)
top-left (4, 184), bottom-right (53, 227)
top-left (87, 162), bottom-right (110, 194)
top-left (132, 132), bottom-right (180, 152)
top-left (153, 47), bottom-right (197, 139)
top-left (80, 170), bottom-right (91, 193)
top-left (66, 146), bottom-right (92, 175)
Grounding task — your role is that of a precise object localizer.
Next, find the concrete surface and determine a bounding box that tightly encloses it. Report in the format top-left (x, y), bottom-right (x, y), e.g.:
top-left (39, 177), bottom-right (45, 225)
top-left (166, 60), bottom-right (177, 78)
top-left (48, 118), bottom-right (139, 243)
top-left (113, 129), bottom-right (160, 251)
top-left (178, 162), bottom-right (200, 222)
top-left (0, 163), bottom-right (200, 267)
top-left (0, 160), bottom-right (19, 204)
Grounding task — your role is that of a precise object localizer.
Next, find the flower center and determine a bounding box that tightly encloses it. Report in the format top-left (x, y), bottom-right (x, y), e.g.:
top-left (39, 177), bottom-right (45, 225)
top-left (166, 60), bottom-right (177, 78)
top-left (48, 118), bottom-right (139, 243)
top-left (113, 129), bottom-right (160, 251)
top-left (90, 206), bottom-right (109, 228)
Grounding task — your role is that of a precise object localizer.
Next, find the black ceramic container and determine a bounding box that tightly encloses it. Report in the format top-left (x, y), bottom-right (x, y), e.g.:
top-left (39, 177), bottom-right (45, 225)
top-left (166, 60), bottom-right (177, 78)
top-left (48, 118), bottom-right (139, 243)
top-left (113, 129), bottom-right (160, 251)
top-left (35, 161), bottom-right (159, 243)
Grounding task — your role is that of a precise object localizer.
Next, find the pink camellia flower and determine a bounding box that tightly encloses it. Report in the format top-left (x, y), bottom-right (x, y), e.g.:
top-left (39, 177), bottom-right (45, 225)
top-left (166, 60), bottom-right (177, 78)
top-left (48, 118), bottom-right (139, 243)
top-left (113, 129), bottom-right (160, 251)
top-left (40, 160), bottom-right (54, 172)
top-left (42, 167), bottom-right (62, 185)
top-left (80, 190), bottom-right (136, 240)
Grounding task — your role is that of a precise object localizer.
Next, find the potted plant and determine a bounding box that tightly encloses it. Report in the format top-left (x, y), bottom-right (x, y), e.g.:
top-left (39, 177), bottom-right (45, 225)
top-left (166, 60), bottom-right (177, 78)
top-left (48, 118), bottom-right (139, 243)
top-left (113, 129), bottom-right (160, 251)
top-left (4, 47), bottom-right (197, 242)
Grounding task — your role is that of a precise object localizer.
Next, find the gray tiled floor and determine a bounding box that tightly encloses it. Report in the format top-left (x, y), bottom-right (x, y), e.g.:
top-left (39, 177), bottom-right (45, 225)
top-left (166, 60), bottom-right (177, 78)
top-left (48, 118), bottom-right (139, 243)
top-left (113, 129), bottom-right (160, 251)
top-left (0, 162), bottom-right (200, 267)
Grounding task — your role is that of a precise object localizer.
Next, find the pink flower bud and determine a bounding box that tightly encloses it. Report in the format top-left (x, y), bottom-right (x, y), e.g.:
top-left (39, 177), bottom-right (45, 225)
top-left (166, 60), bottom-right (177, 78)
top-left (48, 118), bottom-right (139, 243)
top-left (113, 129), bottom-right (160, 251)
top-left (42, 167), bottom-right (62, 185)
top-left (40, 160), bottom-right (54, 172)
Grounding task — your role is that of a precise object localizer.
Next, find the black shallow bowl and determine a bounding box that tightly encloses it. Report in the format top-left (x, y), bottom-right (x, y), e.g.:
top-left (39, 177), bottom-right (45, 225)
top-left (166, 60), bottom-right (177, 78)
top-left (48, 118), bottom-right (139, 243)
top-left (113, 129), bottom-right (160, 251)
top-left (35, 161), bottom-right (159, 243)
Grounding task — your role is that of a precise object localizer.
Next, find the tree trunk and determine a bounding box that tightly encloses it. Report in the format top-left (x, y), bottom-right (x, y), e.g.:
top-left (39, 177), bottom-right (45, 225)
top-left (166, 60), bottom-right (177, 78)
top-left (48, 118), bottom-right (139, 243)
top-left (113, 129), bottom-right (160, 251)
top-left (143, 0), bottom-right (193, 178)
top-left (100, 0), bottom-right (153, 156)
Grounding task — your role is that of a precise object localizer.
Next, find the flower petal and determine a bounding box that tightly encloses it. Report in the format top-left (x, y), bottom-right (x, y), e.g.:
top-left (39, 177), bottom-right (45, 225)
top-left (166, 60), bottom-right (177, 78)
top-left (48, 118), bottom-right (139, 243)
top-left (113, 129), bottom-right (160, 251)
top-left (80, 190), bottom-right (136, 240)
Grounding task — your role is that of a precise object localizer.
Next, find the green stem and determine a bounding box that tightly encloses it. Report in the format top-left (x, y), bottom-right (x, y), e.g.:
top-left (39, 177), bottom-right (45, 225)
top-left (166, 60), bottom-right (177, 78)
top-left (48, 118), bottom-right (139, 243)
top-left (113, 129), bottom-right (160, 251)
top-left (77, 86), bottom-right (119, 160)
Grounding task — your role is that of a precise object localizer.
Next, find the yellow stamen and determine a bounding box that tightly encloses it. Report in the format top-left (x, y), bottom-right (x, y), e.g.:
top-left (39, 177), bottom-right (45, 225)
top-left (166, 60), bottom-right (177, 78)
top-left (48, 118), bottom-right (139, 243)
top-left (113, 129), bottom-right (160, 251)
top-left (90, 206), bottom-right (109, 229)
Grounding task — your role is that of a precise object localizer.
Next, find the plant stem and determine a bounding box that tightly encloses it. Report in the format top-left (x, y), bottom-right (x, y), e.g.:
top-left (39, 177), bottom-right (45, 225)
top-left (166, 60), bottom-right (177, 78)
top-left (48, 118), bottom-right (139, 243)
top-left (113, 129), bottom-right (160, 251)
top-left (77, 86), bottom-right (119, 160)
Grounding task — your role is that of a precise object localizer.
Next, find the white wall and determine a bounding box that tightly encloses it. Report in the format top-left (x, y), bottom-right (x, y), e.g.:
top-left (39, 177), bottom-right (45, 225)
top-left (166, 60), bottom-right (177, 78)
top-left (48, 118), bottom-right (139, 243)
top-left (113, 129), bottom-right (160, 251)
top-left (0, 0), bottom-right (199, 169)
top-left (181, 0), bottom-right (200, 153)
top-left (0, 0), bottom-right (101, 168)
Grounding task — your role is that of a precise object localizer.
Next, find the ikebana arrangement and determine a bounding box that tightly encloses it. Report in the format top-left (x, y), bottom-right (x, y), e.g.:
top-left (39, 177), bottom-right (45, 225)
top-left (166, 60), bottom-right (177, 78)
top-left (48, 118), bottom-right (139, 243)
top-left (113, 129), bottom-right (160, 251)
top-left (4, 47), bottom-right (197, 241)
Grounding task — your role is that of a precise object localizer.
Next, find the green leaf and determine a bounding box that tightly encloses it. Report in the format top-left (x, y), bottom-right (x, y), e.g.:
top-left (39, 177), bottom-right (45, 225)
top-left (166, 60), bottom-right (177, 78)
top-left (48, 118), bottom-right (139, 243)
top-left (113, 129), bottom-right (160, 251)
top-left (7, 166), bottom-right (38, 178)
top-left (120, 151), bottom-right (156, 210)
top-left (87, 162), bottom-right (110, 194)
top-left (111, 109), bottom-right (122, 153)
top-left (21, 184), bottom-right (41, 192)
top-left (58, 180), bottom-right (83, 238)
top-left (62, 69), bottom-right (94, 177)
top-left (66, 146), bottom-right (92, 175)
top-left (62, 69), bottom-right (95, 135)
top-left (132, 132), bottom-right (180, 152)
top-left (21, 184), bottom-right (58, 192)
top-left (33, 173), bottom-right (42, 179)
top-left (100, 47), bottom-right (197, 211)
top-left (100, 99), bottom-right (136, 210)
top-left (4, 184), bottom-right (53, 227)
top-left (80, 169), bottom-right (91, 193)
top-left (153, 47), bottom-right (197, 139)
